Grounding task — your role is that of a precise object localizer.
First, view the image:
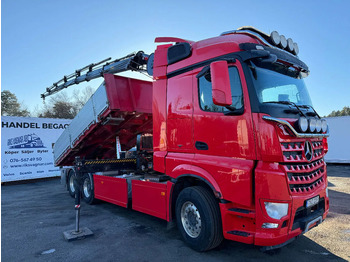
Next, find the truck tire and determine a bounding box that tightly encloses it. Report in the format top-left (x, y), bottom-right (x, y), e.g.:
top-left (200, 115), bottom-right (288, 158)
top-left (67, 169), bottom-right (76, 198)
top-left (175, 186), bottom-right (223, 251)
top-left (82, 173), bottom-right (96, 205)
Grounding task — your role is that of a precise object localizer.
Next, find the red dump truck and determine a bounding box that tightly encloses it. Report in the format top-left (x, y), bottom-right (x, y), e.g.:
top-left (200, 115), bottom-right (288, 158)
top-left (43, 27), bottom-right (329, 251)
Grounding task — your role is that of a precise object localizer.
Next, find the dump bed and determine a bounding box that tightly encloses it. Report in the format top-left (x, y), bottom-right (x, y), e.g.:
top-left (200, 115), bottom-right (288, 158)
top-left (54, 74), bottom-right (153, 166)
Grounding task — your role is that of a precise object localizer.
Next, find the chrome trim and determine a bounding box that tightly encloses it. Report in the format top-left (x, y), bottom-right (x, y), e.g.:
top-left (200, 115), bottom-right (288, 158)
top-left (263, 116), bottom-right (330, 138)
top-left (303, 216), bottom-right (323, 233)
top-left (220, 29), bottom-right (298, 58)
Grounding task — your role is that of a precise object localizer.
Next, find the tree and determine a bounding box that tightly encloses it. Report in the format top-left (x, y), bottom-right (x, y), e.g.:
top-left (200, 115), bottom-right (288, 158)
top-left (38, 92), bottom-right (78, 119)
top-left (327, 106), bottom-right (350, 117)
top-left (37, 86), bottom-right (95, 119)
top-left (73, 86), bottom-right (95, 111)
top-left (1, 90), bottom-right (30, 117)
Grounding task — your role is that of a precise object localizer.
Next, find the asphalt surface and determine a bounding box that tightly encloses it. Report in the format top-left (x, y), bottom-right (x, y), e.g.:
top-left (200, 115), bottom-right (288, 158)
top-left (2, 165), bottom-right (349, 262)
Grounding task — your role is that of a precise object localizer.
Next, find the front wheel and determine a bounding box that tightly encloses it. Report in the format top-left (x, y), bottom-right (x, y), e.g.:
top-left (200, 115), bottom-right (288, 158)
top-left (175, 186), bottom-right (223, 251)
top-left (82, 174), bottom-right (96, 205)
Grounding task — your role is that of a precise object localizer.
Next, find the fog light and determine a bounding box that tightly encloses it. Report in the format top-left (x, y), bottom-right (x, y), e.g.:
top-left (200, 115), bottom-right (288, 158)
top-left (321, 119), bottom-right (328, 133)
top-left (316, 119), bottom-right (322, 132)
top-left (309, 118), bottom-right (317, 132)
top-left (262, 223), bottom-right (279, 229)
top-left (264, 202), bottom-right (289, 219)
top-left (298, 117), bottom-right (308, 132)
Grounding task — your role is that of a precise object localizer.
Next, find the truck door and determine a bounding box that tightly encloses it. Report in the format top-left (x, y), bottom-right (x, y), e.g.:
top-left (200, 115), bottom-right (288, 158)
top-left (192, 60), bottom-right (256, 205)
top-left (167, 71), bottom-right (193, 153)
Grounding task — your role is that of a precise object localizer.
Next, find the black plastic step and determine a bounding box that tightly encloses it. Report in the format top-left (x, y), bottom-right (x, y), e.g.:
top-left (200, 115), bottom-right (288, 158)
top-left (227, 230), bottom-right (251, 237)
top-left (228, 208), bottom-right (252, 214)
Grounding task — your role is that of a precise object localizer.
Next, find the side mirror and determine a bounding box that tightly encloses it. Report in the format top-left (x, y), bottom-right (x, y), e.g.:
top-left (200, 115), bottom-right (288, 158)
top-left (210, 61), bottom-right (232, 106)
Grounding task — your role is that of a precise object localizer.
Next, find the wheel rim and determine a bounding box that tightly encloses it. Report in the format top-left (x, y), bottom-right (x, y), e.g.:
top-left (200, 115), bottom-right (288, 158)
top-left (181, 201), bottom-right (202, 238)
top-left (83, 178), bottom-right (91, 198)
top-left (69, 174), bottom-right (75, 193)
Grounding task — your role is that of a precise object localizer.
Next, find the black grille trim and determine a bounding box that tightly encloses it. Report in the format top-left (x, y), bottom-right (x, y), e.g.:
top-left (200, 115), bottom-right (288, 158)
top-left (292, 198), bottom-right (325, 231)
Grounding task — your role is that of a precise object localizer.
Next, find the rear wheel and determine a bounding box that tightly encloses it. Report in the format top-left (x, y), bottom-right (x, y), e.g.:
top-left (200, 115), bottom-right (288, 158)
top-left (175, 186), bottom-right (223, 251)
top-left (82, 174), bottom-right (96, 204)
top-left (67, 170), bottom-right (76, 198)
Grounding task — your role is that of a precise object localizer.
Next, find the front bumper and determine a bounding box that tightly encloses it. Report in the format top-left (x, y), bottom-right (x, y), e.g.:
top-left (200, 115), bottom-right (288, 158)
top-left (220, 189), bottom-right (329, 247)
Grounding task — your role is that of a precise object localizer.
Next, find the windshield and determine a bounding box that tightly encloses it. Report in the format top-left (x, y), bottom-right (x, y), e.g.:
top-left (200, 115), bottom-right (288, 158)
top-left (252, 65), bottom-right (313, 107)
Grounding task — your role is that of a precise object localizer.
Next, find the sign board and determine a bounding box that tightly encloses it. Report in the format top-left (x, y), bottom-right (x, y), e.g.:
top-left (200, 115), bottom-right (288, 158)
top-left (1, 116), bottom-right (71, 182)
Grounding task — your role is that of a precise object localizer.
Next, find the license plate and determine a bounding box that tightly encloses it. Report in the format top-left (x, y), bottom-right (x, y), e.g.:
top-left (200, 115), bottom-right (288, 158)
top-left (306, 195), bottom-right (320, 208)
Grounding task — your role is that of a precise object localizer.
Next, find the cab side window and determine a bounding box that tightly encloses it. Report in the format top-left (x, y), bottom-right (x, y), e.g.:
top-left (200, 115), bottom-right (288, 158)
top-left (198, 67), bottom-right (243, 112)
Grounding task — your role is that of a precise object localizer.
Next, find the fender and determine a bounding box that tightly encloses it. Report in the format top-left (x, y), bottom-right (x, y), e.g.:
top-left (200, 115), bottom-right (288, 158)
top-left (169, 164), bottom-right (222, 198)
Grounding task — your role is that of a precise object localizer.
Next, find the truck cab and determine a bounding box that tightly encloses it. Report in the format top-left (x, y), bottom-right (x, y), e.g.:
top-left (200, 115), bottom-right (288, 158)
top-left (151, 27), bottom-right (329, 249)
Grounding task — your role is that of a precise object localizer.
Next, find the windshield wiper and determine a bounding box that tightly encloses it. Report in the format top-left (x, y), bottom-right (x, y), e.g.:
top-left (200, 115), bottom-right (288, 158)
top-left (263, 101), bottom-right (307, 117)
top-left (299, 105), bottom-right (321, 119)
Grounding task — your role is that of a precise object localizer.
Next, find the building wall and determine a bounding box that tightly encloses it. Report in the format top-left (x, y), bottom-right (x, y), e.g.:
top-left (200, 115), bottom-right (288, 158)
top-left (325, 116), bottom-right (350, 164)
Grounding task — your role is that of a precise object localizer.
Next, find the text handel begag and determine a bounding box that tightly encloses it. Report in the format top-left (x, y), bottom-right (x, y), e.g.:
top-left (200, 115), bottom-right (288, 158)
top-left (2, 121), bottom-right (69, 129)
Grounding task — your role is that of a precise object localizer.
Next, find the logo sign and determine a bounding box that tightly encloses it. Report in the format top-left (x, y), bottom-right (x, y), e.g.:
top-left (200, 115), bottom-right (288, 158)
top-left (304, 141), bottom-right (313, 162)
top-left (1, 116), bottom-right (71, 182)
top-left (7, 133), bottom-right (45, 149)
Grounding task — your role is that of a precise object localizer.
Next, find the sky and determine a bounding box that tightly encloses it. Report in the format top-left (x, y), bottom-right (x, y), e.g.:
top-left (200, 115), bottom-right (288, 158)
top-left (2, 0), bottom-right (350, 117)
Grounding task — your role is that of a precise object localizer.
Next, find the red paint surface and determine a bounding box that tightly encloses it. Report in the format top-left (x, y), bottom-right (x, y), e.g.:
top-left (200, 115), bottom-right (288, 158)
top-left (132, 180), bottom-right (168, 220)
top-left (94, 175), bottom-right (128, 208)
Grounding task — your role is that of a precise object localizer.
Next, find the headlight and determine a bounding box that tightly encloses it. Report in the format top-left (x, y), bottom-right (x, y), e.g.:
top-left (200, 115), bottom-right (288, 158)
top-left (316, 119), bottom-right (322, 132)
top-left (264, 202), bottom-right (289, 220)
top-left (326, 187), bottom-right (329, 197)
top-left (321, 119), bottom-right (328, 133)
top-left (309, 118), bottom-right (317, 132)
top-left (298, 117), bottom-right (308, 132)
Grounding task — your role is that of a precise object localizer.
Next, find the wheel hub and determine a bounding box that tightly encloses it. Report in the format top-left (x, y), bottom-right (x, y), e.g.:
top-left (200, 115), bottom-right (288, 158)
top-left (69, 175), bottom-right (75, 193)
top-left (181, 201), bottom-right (201, 238)
top-left (83, 178), bottom-right (91, 198)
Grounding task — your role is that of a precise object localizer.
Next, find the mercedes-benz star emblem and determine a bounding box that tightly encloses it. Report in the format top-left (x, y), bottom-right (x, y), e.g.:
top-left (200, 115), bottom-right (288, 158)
top-left (304, 141), bottom-right (313, 161)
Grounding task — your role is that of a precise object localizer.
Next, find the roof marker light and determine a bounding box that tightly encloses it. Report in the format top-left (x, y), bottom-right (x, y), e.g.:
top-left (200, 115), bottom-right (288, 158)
top-left (293, 42), bottom-right (299, 55)
top-left (280, 35), bottom-right (287, 49)
top-left (270, 31), bottom-right (281, 46)
top-left (287, 38), bottom-right (294, 52)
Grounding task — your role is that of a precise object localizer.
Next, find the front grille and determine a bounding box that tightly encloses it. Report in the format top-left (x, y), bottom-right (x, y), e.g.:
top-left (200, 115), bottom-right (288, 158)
top-left (289, 176), bottom-right (325, 193)
top-left (280, 139), bottom-right (326, 195)
top-left (281, 140), bottom-right (324, 162)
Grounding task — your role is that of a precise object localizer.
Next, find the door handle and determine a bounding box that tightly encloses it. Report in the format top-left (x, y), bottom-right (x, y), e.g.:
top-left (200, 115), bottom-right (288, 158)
top-left (195, 141), bottom-right (208, 150)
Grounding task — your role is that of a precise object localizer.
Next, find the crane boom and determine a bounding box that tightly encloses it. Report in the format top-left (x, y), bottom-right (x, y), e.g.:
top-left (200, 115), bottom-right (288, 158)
top-left (41, 51), bottom-right (149, 99)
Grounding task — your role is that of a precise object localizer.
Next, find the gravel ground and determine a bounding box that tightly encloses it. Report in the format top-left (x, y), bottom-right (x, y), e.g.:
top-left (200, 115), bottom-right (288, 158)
top-left (1, 165), bottom-right (349, 262)
top-left (305, 164), bottom-right (350, 261)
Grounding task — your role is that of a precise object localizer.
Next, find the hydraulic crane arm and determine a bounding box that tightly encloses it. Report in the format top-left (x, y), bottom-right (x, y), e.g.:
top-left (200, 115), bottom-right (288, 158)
top-left (41, 51), bottom-right (149, 99)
